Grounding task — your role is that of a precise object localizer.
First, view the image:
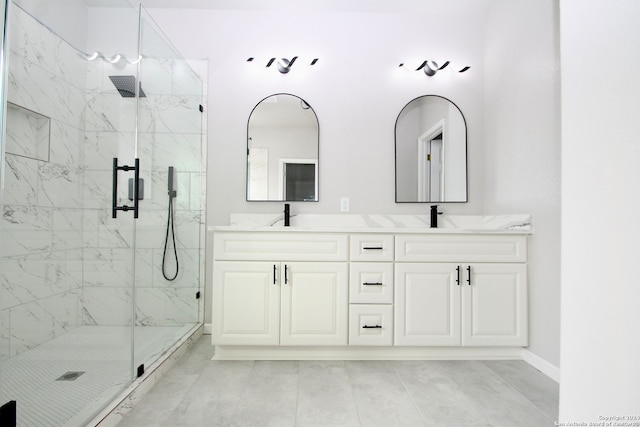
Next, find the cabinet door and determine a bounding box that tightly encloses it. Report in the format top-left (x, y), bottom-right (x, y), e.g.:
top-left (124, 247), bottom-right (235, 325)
top-left (280, 262), bottom-right (348, 346)
top-left (212, 261), bottom-right (280, 345)
top-left (462, 263), bottom-right (528, 346)
top-left (394, 263), bottom-right (461, 346)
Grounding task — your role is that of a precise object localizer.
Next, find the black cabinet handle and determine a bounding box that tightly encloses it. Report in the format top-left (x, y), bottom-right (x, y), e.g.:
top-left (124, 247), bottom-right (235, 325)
top-left (363, 282), bottom-right (383, 286)
top-left (362, 246), bottom-right (383, 250)
top-left (273, 264), bottom-right (277, 285)
top-left (362, 325), bottom-right (382, 329)
top-left (284, 264), bottom-right (288, 284)
top-left (456, 265), bottom-right (460, 286)
top-left (467, 265), bottom-right (471, 286)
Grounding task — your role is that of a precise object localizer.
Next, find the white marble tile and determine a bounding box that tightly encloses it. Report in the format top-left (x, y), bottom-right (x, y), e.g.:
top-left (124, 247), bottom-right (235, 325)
top-left (7, 51), bottom-right (56, 119)
top-left (139, 95), bottom-right (202, 134)
top-left (52, 208), bottom-right (84, 250)
top-left (82, 248), bottom-right (133, 287)
top-left (8, 6), bottom-right (56, 72)
top-left (137, 131), bottom-right (203, 173)
top-left (83, 169), bottom-right (115, 209)
top-left (3, 154), bottom-right (39, 206)
top-left (49, 120), bottom-right (83, 167)
top-left (134, 248), bottom-right (155, 287)
top-left (82, 287), bottom-right (132, 326)
top-left (5, 102), bottom-right (50, 161)
top-left (85, 92), bottom-right (136, 132)
top-left (97, 209), bottom-right (135, 248)
top-left (1, 205), bottom-right (52, 257)
top-left (53, 36), bottom-right (87, 89)
top-left (37, 163), bottom-right (83, 208)
top-left (0, 252), bottom-right (75, 310)
top-left (84, 131), bottom-right (136, 171)
top-left (0, 309), bottom-right (9, 361)
top-left (9, 291), bottom-right (79, 356)
top-left (152, 247), bottom-right (201, 288)
top-left (135, 287), bottom-right (199, 326)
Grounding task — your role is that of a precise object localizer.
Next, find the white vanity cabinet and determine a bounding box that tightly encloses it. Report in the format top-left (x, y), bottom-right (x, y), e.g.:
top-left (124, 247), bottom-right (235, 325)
top-left (212, 232), bottom-right (349, 346)
top-left (394, 234), bottom-right (528, 347)
top-left (211, 225), bottom-right (530, 358)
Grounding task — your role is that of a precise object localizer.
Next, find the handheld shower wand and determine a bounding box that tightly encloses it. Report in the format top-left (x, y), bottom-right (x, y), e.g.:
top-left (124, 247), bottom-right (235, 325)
top-left (162, 167), bottom-right (179, 281)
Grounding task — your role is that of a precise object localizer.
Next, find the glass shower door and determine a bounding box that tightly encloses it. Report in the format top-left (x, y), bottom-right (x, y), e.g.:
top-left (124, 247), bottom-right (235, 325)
top-left (0, 0), bottom-right (140, 424)
top-left (131, 6), bottom-right (204, 371)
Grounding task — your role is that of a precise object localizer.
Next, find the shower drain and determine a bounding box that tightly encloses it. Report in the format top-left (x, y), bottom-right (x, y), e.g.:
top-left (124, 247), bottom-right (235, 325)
top-left (56, 371), bottom-right (85, 381)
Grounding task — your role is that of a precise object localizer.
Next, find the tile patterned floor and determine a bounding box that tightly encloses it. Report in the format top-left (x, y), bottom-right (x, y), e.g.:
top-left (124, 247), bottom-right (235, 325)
top-left (117, 336), bottom-right (559, 427)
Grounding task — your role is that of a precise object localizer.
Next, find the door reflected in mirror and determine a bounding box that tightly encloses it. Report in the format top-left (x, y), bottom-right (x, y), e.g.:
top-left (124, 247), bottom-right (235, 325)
top-left (395, 95), bottom-right (468, 203)
top-left (247, 93), bottom-right (319, 201)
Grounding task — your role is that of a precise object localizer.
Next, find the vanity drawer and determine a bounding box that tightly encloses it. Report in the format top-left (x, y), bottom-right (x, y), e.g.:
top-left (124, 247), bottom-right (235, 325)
top-left (350, 234), bottom-right (394, 261)
top-left (349, 304), bottom-right (393, 346)
top-left (395, 234), bottom-right (527, 263)
top-left (213, 232), bottom-right (348, 261)
top-left (349, 262), bottom-right (394, 304)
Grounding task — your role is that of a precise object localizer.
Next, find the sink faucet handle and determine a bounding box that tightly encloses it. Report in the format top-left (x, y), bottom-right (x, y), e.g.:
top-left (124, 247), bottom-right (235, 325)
top-left (284, 203), bottom-right (290, 227)
top-left (430, 205), bottom-right (442, 228)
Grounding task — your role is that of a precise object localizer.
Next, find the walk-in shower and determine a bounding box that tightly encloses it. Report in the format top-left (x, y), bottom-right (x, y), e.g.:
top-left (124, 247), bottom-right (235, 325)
top-left (0, 1), bottom-right (206, 425)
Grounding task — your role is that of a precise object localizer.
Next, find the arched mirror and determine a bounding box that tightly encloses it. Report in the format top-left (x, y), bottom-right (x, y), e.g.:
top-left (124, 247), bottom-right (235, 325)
top-left (395, 95), bottom-right (467, 203)
top-left (247, 93), bottom-right (319, 201)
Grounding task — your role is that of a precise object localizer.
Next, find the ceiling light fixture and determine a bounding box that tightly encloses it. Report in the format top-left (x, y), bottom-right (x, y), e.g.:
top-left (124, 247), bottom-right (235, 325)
top-left (399, 60), bottom-right (471, 77)
top-left (248, 56), bottom-right (319, 74)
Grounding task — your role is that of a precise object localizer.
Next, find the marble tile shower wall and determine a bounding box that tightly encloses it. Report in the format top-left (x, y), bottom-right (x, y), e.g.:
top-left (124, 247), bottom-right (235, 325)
top-left (0, 7), bottom-right (206, 360)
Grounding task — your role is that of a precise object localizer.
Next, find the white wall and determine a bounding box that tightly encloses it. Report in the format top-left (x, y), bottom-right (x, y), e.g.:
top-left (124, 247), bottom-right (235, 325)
top-left (146, 6), bottom-right (488, 328)
top-left (483, 1), bottom-right (561, 369)
top-left (145, 2), bottom-right (562, 375)
top-left (559, 0), bottom-right (640, 421)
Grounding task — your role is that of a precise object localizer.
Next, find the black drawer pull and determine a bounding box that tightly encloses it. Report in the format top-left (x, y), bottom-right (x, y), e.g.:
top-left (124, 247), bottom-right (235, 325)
top-left (362, 246), bottom-right (383, 250)
top-left (363, 282), bottom-right (383, 286)
top-left (362, 325), bottom-right (382, 329)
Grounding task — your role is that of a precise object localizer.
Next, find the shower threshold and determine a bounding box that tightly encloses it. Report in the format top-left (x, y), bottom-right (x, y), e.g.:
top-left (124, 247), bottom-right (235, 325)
top-left (0, 324), bottom-right (200, 427)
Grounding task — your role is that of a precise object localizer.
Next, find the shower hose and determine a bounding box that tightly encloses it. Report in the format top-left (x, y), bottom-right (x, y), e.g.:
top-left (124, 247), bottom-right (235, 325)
top-left (162, 194), bottom-right (179, 281)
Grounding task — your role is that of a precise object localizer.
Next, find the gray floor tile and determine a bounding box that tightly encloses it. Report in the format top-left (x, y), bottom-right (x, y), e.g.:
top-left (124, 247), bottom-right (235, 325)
top-left (349, 372), bottom-right (426, 426)
top-left (296, 362), bottom-right (360, 427)
top-left (483, 360), bottom-right (559, 421)
top-left (117, 336), bottom-right (559, 427)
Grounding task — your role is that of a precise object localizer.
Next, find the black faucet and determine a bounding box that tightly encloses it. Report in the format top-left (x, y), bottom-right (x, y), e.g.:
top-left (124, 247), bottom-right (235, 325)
top-left (430, 205), bottom-right (442, 228)
top-left (284, 203), bottom-right (290, 227)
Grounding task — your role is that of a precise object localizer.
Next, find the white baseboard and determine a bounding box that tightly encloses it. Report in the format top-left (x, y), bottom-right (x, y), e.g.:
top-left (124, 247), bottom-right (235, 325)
top-left (204, 323), bottom-right (212, 334)
top-left (522, 349), bottom-right (560, 383)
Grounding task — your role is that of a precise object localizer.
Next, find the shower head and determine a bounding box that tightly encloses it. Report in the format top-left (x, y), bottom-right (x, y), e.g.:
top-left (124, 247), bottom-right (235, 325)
top-left (108, 75), bottom-right (146, 98)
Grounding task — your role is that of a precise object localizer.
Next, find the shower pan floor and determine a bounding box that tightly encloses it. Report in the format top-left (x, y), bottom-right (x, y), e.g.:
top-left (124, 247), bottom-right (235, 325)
top-left (0, 324), bottom-right (195, 427)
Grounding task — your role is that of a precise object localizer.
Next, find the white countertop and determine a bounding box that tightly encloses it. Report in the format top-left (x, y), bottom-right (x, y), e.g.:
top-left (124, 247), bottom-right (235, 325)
top-left (208, 214), bottom-right (533, 235)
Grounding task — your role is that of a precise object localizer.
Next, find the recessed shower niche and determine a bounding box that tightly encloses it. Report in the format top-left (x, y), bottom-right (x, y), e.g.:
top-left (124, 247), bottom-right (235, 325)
top-left (5, 102), bottom-right (51, 162)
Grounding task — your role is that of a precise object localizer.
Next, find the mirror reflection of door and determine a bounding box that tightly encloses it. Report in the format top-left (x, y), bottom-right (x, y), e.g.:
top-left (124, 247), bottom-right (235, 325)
top-left (284, 162), bottom-right (316, 201)
top-left (429, 135), bottom-right (443, 201)
top-left (418, 121), bottom-right (445, 202)
top-left (247, 93), bottom-right (319, 201)
top-left (395, 95), bottom-right (467, 203)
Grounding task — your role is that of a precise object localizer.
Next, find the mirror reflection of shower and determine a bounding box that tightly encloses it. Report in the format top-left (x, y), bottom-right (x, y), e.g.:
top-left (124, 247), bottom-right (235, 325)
top-left (163, 166), bottom-right (179, 281)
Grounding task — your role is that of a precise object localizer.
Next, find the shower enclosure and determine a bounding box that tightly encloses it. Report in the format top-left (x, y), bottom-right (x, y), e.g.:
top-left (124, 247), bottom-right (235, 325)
top-left (0, 1), bottom-right (206, 425)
